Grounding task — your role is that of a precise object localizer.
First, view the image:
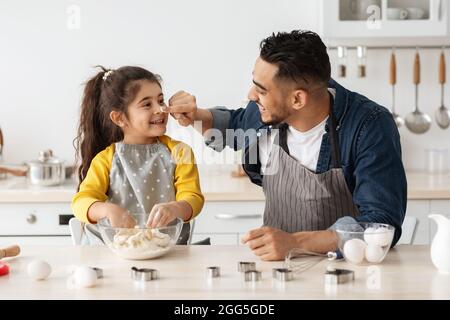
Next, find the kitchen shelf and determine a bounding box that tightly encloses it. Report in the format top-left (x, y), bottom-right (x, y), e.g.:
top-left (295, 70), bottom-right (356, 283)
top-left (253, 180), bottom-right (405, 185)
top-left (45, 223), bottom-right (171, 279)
top-left (328, 45), bottom-right (448, 50)
top-left (320, 0), bottom-right (449, 46)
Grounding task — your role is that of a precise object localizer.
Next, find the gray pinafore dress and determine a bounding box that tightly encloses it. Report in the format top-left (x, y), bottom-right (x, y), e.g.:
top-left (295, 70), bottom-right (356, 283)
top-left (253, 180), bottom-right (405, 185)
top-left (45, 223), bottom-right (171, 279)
top-left (262, 106), bottom-right (359, 232)
top-left (83, 140), bottom-right (190, 245)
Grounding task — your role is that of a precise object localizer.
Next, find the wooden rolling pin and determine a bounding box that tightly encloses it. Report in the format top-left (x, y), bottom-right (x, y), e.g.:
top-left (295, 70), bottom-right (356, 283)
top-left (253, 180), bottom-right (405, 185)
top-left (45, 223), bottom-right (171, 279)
top-left (0, 245), bottom-right (20, 259)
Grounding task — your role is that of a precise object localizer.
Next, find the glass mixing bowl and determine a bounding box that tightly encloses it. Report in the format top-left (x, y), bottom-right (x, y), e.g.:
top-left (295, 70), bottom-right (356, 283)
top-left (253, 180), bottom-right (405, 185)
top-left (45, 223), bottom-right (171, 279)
top-left (97, 214), bottom-right (183, 260)
top-left (335, 222), bottom-right (395, 265)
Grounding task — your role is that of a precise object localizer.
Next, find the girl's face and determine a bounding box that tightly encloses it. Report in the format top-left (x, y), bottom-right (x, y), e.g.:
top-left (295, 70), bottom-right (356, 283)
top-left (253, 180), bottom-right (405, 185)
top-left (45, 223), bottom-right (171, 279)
top-left (117, 80), bottom-right (168, 144)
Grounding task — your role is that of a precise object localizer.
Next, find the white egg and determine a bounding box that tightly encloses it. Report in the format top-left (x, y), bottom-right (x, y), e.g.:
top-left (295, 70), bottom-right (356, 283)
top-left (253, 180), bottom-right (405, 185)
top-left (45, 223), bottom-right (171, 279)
top-left (365, 227), bottom-right (393, 247)
top-left (27, 260), bottom-right (52, 281)
top-left (375, 228), bottom-right (393, 246)
top-left (73, 266), bottom-right (98, 288)
top-left (365, 244), bottom-right (385, 263)
top-left (343, 238), bottom-right (366, 264)
top-left (363, 227), bottom-right (378, 245)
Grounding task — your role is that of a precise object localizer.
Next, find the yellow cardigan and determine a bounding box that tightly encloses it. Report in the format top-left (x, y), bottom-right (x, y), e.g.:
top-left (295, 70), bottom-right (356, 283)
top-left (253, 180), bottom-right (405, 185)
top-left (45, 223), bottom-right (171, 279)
top-left (71, 135), bottom-right (204, 224)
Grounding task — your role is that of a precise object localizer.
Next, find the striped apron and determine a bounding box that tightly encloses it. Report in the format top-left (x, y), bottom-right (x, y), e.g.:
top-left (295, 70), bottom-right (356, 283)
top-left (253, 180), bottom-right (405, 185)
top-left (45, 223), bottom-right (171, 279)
top-left (262, 110), bottom-right (359, 233)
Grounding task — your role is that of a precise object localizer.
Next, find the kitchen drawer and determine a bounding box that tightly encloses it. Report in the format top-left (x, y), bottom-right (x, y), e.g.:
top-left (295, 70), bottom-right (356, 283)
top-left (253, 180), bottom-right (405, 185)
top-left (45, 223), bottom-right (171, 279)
top-left (191, 233), bottom-right (239, 245)
top-left (194, 201), bottom-right (264, 234)
top-left (0, 203), bottom-right (73, 236)
top-left (0, 236), bottom-right (72, 246)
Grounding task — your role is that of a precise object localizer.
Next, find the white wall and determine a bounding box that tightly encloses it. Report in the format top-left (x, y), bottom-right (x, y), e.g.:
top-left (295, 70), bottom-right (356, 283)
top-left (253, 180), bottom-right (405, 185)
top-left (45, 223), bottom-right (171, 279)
top-left (0, 0), bottom-right (448, 172)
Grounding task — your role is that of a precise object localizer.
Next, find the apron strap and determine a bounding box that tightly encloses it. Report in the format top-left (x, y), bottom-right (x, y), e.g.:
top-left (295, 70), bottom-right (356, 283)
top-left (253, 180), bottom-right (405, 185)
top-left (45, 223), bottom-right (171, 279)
top-left (278, 123), bottom-right (290, 156)
top-left (328, 92), bottom-right (342, 169)
top-left (277, 91), bottom-right (342, 169)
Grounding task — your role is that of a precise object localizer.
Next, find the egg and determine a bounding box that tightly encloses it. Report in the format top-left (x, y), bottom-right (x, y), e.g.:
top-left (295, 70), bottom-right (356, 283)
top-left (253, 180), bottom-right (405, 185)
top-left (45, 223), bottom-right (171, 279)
top-left (73, 266), bottom-right (98, 288)
top-left (27, 260), bottom-right (51, 281)
top-left (364, 227), bottom-right (392, 247)
top-left (363, 227), bottom-right (378, 244)
top-left (343, 238), bottom-right (366, 264)
top-left (365, 244), bottom-right (385, 263)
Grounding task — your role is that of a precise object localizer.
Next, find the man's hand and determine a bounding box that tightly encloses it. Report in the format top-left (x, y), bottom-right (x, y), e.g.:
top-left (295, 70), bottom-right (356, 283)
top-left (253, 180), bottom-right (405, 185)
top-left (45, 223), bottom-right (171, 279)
top-left (240, 226), bottom-right (298, 261)
top-left (166, 91), bottom-right (198, 127)
top-left (241, 227), bottom-right (339, 261)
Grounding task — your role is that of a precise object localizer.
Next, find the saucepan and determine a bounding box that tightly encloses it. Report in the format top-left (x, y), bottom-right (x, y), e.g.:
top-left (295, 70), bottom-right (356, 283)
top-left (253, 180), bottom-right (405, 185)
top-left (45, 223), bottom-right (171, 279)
top-left (0, 150), bottom-right (66, 186)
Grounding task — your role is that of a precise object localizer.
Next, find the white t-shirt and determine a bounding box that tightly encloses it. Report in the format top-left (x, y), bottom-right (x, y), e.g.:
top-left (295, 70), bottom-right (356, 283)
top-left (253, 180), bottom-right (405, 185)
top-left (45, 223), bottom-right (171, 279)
top-left (259, 88), bottom-right (335, 174)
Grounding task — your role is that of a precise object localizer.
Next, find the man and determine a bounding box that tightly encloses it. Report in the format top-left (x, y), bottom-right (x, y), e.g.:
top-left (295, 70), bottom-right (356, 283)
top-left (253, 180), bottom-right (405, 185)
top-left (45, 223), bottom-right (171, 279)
top-left (166, 30), bottom-right (407, 261)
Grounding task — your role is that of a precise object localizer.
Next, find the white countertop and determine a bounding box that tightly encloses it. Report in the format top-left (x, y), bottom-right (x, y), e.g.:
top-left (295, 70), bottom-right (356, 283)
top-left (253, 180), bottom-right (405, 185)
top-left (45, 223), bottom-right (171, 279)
top-left (0, 171), bottom-right (449, 203)
top-left (0, 245), bottom-right (448, 299)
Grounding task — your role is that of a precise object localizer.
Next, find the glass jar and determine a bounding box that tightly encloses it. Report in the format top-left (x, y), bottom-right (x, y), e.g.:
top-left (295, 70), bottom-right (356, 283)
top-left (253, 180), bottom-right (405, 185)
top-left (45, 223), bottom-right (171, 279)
top-left (425, 148), bottom-right (449, 174)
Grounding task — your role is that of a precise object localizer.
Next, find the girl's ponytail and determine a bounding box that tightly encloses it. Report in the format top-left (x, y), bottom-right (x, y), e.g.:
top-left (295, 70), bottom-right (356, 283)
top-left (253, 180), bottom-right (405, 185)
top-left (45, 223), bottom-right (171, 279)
top-left (75, 66), bottom-right (120, 187)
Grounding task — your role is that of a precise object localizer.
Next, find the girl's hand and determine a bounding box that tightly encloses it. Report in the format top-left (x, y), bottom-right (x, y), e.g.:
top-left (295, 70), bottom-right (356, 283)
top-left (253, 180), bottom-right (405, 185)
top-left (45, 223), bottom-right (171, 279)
top-left (104, 203), bottom-right (137, 228)
top-left (146, 201), bottom-right (192, 228)
top-left (147, 202), bottom-right (179, 228)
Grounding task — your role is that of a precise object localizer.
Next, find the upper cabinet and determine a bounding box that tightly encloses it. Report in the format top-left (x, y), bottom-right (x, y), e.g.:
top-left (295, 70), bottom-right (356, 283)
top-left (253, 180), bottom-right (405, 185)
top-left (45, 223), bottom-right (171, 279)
top-left (320, 0), bottom-right (449, 45)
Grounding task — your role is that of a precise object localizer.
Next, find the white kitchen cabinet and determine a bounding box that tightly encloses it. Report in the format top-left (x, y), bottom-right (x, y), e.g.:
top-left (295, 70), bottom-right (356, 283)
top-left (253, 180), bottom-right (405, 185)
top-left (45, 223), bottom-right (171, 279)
top-left (320, 0), bottom-right (448, 43)
top-left (191, 233), bottom-right (238, 245)
top-left (193, 200), bottom-right (437, 245)
top-left (0, 236), bottom-right (72, 246)
top-left (192, 201), bottom-right (264, 245)
top-left (0, 203), bottom-right (73, 245)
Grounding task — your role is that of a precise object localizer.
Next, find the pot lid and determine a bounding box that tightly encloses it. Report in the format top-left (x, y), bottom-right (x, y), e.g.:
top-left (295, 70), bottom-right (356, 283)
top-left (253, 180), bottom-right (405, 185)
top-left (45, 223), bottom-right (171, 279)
top-left (28, 150), bottom-right (64, 165)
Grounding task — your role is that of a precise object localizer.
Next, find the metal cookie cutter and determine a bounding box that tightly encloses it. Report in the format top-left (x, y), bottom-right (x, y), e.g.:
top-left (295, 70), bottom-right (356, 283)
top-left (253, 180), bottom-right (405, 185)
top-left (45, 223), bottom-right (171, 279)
top-left (272, 268), bottom-right (294, 282)
top-left (324, 268), bottom-right (354, 285)
top-left (131, 267), bottom-right (158, 281)
top-left (90, 267), bottom-right (103, 279)
top-left (206, 266), bottom-right (220, 278)
top-left (238, 261), bottom-right (256, 272)
top-left (243, 270), bottom-right (261, 282)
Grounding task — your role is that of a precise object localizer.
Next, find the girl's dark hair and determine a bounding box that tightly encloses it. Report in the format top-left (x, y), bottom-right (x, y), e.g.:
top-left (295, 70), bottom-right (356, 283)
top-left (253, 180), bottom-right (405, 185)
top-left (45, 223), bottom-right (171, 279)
top-left (260, 30), bottom-right (331, 88)
top-left (75, 66), bottom-right (161, 187)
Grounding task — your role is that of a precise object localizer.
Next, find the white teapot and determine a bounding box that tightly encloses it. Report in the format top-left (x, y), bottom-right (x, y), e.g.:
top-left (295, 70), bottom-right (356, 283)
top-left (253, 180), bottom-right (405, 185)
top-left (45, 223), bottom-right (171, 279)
top-left (429, 214), bottom-right (450, 273)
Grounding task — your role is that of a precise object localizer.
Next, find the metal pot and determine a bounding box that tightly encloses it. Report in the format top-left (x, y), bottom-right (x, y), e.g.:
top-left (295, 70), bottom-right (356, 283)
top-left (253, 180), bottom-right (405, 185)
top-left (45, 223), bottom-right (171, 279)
top-left (27, 150), bottom-right (65, 186)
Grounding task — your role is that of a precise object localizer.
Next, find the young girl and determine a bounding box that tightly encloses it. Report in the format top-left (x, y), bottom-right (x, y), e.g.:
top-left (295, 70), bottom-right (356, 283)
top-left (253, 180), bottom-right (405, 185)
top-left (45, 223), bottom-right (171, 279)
top-left (72, 66), bottom-right (204, 245)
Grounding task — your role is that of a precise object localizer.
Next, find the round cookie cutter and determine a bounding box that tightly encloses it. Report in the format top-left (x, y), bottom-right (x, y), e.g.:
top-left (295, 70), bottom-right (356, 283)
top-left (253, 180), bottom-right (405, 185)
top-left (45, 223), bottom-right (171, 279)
top-left (90, 267), bottom-right (103, 279)
top-left (206, 266), bottom-right (220, 278)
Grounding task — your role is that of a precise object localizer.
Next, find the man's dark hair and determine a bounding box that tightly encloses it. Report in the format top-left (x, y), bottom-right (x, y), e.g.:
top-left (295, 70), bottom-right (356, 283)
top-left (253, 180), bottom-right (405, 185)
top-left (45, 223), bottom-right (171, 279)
top-left (260, 30), bottom-right (331, 88)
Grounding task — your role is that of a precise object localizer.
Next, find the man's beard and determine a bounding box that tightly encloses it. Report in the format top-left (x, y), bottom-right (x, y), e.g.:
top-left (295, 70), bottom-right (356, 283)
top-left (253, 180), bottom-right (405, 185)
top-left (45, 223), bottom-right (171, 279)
top-left (260, 103), bottom-right (292, 126)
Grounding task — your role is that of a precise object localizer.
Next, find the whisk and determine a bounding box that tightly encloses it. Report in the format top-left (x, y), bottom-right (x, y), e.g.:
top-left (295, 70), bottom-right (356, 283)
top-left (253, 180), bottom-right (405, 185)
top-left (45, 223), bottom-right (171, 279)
top-left (284, 248), bottom-right (342, 273)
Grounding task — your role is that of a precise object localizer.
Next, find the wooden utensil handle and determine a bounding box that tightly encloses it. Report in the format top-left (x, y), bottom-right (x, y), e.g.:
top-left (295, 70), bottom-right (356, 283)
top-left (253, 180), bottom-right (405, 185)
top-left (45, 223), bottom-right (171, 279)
top-left (439, 52), bottom-right (446, 84)
top-left (390, 52), bottom-right (397, 85)
top-left (0, 245), bottom-right (20, 259)
top-left (0, 167), bottom-right (27, 177)
top-left (414, 52), bottom-right (421, 85)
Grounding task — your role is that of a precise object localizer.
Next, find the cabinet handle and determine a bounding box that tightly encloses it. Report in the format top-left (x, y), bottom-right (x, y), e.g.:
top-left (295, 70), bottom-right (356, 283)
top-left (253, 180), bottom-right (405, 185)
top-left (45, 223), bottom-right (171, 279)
top-left (215, 213), bottom-right (262, 220)
top-left (26, 214), bottom-right (37, 224)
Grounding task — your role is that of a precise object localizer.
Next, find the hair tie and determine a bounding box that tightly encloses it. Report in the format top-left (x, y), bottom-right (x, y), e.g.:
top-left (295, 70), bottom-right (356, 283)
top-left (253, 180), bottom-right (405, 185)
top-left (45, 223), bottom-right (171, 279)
top-left (102, 70), bottom-right (114, 81)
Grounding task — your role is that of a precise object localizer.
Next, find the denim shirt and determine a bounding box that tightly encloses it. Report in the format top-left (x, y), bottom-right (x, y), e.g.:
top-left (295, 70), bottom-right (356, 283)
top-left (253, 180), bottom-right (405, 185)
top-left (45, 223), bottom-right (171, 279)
top-left (205, 79), bottom-right (407, 246)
